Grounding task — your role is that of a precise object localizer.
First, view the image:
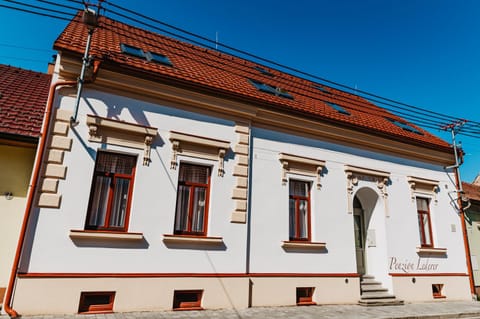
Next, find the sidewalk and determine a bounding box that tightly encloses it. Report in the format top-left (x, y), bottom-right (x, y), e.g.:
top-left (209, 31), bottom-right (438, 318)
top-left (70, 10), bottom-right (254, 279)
top-left (3, 301), bottom-right (480, 319)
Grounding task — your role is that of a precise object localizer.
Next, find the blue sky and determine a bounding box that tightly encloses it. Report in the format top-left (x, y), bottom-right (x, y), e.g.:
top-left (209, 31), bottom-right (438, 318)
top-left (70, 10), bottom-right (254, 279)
top-left (1, 0), bottom-right (479, 182)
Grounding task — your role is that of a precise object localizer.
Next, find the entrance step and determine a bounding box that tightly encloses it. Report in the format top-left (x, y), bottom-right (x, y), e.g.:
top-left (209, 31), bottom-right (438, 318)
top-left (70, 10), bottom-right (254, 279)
top-left (359, 274), bottom-right (404, 306)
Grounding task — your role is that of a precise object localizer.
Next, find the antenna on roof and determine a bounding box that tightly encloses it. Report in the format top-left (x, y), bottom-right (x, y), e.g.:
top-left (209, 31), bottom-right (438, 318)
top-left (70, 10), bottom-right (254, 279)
top-left (71, 1), bottom-right (101, 124)
top-left (215, 31), bottom-right (219, 50)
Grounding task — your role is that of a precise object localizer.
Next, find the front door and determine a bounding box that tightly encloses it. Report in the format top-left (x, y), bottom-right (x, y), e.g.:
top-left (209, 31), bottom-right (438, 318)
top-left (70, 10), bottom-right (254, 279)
top-left (354, 205), bottom-right (366, 274)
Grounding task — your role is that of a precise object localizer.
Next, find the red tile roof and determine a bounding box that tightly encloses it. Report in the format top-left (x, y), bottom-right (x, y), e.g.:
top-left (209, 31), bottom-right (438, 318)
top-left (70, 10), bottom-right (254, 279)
top-left (0, 65), bottom-right (51, 139)
top-left (54, 14), bottom-right (451, 151)
top-left (463, 182), bottom-right (480, 202)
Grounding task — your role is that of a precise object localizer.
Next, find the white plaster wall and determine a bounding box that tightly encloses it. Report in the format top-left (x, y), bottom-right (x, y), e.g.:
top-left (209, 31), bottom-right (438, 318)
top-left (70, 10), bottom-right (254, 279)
top-left (22, 89), bottom-right (247, 274)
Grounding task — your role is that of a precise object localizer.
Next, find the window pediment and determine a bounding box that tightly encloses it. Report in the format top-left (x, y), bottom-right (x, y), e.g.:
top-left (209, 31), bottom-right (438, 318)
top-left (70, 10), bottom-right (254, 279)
top-left (407, 176), bottom-right (440, 203)
top-left (169, 131), bottom-right (230, 176)
top-left (86, 115), bottom-right (157, 166)
top-left (278, 153), bottom-right (325, 189)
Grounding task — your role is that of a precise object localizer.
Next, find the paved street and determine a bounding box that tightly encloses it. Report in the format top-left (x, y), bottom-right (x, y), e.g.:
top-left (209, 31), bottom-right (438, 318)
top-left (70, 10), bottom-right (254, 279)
top-left (3, 301), bottom-right (480, 319)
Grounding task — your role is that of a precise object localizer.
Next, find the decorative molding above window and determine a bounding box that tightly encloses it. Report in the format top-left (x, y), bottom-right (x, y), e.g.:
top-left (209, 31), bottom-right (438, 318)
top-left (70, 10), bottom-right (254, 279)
top-left (278, 153), bottom-right (325, 189)
top-left (69, 229), bottom-right (144, 241)
top-left (86, 115), bottom-right (157, 166)
top-left (169, 131), bottom-right (230, 177)
top-left (407, 176), bottom-right (440, 204)
top-left (344, 165), bottom-right (390, 214)
top-left (416, 246), bottom-right (447, 255)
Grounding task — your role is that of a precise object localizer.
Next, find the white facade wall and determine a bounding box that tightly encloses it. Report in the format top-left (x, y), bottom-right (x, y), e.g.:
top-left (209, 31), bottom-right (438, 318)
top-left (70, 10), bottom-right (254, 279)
top-left (11, 82), bottom-right (472, 314)
top-left (22, 89), bottom-right (246, 275)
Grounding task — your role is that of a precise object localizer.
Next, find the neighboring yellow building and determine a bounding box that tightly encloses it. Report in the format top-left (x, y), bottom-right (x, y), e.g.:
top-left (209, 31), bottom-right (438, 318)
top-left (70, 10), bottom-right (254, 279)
top-left (464, 179), bottom-right (480, 296)
top-left (0, 65), bottom-right (51, 307)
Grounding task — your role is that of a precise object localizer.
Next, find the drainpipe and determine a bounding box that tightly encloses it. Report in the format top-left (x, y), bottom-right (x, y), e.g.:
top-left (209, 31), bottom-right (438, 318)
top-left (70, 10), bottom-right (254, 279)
top-left (447, 126), bottom-right (475, 297)
top-left (3, 80), bottom-right (77, 318)
top-left (246, 122), bottom-right (253, 307)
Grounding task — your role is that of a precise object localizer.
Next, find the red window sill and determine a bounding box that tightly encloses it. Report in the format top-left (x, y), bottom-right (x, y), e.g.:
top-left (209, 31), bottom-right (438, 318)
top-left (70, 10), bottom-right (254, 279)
top-left (416, 246), bottom-right (447, 255)
top-left (69, 230), bottom-right (144, 241)
top-left (163, 234), bottom-right (224, 245)
top-left (282, 241), bottom-right (327, 251)
top-left (297, 301), bottom-right (317, 306)
top-left (173, 307), bottom-right (204, 311)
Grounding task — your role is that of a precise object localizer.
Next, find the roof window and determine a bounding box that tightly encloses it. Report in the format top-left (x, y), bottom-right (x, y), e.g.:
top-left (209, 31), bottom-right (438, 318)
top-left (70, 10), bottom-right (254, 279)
top-left (145, 51), bottom-right (173, 66)
top-left (120, 43), bottom-right (145, 58)
top-left (326, 102), bottom-right (350, 115)
top-left (387, 118), bottom-right (423, 135)
top-left (313, 85), bottom-right (332, 94)
top-left (249, 79), bottom-right (293, 100)
top-left (254, 66), bottom-right (274, 77)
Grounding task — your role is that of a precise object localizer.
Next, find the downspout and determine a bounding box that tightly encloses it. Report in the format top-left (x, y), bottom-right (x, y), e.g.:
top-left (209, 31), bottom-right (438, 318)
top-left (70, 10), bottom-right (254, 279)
top-left (3, 80), bottom-right (77, 318)
top-left (246, 122), bottom-right (253, 307)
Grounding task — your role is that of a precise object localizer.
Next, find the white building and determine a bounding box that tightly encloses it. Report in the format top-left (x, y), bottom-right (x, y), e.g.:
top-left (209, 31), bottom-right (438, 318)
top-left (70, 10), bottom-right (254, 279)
top-left (3, 12), bottom-right (473, 315)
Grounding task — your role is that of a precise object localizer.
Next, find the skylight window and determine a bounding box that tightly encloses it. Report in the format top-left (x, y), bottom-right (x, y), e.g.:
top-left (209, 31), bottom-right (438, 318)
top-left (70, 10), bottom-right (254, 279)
top-left (249, 79), bottom-right (293, 100)
top-left (387, 118), bottom-right (423, 135)
top-left (145, 51), bottom-right (173, 66)
top-left (313, 85), bottom-right (332, 94)
top-left (254, 66), bottom-right (274, 77)
top-left (120, 43), bottom-right (145, 58)
top-left (326, 102), bottom-right (350, 115)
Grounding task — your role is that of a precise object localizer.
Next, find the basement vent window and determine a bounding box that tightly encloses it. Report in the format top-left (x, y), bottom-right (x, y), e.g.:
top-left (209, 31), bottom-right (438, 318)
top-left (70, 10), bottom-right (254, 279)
top-left (326, 101), bottom-right (350, 115)
top-left (249, 79), bottom-right (293, 100)
top-left (78, 291), bottom-right (115, 314)
top-left (120, 43), bottom-right (145, 58)
top-left (313, 85), bottom-right (332, 94)
top-left (296, 287), bottom-right (316, 306)
top-left (173, 290), bottom-right (203, 311)
top-left (432, 284), bottom-right (445, 298)
top-left (254, 66), bottom-right (274, 77)
top-left (387, 118), bottom-right (423, 135)
top-left (145, 51), bottom-right (173, 66)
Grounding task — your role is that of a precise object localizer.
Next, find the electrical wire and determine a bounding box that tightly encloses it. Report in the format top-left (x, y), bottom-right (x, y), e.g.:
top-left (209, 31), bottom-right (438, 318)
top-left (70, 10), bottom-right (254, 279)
top-left (103, 0), bottom-right (480, 128)
top-left (2, 0), bottom-right (76, 17)
top-left (0, 42), bottom-right (53, 52)
top-left (2, 2), bottom-right (479, 139)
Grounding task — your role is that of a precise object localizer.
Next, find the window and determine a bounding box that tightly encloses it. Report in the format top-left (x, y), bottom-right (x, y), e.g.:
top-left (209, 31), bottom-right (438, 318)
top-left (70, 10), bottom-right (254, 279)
top-left (173, 290), bottom-right (203, 310)
top-left (120, 43), bottom-right (145, 58)
top-left (313, 85), bottom-right (332, 94)
top-left (326, 101), bottom-right (350, 115)
top-left (145, 51), bottom-right (173, 66)
top-left (289, 180), bottom-right (311, 241)
top-left (416, 197), bottom-right (433, 247)
top-left (387, 118), bottom-right (423, 135)
top-left (248, 79), bottom-right (293, 99)
top-left (85, 151), bottom-right (137, 231)
top-left (174, 163), bottom-right (211, 235)
top-left (432, 284), bottom-right (445, 298)
top-left (296, 287), bottom-right (315, 306)
top-left (78, 291), bottom-right (115, 313)
top-left (254, 66), bottom-right (274, 77)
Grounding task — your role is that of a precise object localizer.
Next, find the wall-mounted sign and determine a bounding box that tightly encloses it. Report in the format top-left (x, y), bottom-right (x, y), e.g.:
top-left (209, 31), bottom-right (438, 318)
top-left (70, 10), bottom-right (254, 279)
top-left (389, 257), bottom-right (439, 273)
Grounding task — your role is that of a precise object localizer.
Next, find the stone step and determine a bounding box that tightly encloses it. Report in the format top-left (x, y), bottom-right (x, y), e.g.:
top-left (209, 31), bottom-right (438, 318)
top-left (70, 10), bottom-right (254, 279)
top-left (360, 291), bottom-right (397, 299)
top-left (358, 298), bottom-right (404, 306)
top-left (361, 285), bottom-right (388, 292)
top-left (360, 278), bottom-right (382, 285)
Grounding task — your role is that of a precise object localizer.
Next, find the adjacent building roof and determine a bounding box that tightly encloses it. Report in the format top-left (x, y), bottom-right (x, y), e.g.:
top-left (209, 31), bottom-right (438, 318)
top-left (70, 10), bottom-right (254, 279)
top-left (463, 182), bottom-right (480, 202)
top-left (0, 64), bottom-right (52, 140)
top-left (54, 13), bottom-right (451, 152)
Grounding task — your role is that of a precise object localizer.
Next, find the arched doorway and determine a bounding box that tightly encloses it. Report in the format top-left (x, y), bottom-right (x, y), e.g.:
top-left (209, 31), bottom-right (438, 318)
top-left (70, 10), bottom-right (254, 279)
top-left (353, 196), bottom-right (366, 274)
top-left (353, 187), bottom-right (381, 276)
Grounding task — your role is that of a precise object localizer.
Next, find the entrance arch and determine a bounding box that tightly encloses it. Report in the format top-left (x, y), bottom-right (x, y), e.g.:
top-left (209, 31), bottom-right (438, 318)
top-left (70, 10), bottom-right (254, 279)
top-left (353, 187), bottom-right (389, 278)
